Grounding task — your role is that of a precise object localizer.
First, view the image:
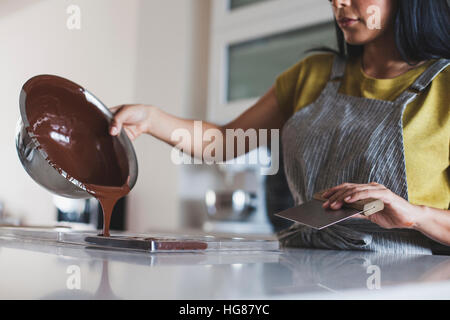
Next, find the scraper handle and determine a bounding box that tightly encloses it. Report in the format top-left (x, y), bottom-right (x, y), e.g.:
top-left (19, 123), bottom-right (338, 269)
top-left (313, 191), bottom-right (384, 216)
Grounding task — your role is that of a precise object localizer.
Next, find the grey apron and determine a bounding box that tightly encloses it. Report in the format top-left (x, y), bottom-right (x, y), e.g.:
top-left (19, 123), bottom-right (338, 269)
top-left (278, 56), bottom-right (449, 255)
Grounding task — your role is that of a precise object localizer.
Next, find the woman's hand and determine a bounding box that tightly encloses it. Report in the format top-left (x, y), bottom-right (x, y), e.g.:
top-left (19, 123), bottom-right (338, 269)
top-left (321, 182), bottom-right (422, 229)
top-left (109, 104), bottom-right (154, 141)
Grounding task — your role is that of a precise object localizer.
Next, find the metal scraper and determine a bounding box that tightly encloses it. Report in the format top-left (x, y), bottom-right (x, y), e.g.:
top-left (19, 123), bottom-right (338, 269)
top-left (275, 191), bottom-right (384, 230)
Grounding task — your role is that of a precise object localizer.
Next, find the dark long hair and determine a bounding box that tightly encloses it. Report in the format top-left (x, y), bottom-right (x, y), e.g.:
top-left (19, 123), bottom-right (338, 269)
top-left (321, 0), bottom-right (450, 64)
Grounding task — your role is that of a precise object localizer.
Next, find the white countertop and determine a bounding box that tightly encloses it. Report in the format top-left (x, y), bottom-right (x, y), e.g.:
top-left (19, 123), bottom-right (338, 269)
top-left (1, 236), bottom-right (450, 299)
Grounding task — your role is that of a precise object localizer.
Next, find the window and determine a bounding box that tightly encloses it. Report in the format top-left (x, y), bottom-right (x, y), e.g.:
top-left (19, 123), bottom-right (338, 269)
top-left (227, 21), bottom-right (335, 102)
top-left (208, 0), bottom-right (334, 123)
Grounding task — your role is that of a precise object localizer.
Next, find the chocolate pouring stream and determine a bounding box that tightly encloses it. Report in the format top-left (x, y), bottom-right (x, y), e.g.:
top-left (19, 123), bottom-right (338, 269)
top-left (23, 76), bottom-right (130, 237)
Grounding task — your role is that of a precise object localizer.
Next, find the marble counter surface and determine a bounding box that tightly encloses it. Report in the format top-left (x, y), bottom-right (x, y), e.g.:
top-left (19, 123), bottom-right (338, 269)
top-left (1, 236), bottom-right (450, 299)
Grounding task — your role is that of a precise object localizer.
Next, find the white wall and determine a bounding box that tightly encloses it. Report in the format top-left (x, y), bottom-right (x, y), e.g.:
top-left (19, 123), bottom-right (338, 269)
top-left (129, 0), bottom-right (211, 232)
top-left (0, 0), bottom-right (211, 231)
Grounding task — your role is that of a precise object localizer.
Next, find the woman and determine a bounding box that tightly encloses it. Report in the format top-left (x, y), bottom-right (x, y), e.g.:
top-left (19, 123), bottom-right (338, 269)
top-left (110, 0), bottom-right (450, 254)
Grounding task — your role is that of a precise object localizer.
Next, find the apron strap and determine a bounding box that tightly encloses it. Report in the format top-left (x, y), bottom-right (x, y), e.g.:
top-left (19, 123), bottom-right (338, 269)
top-left (330, 54), bottom-right (347, 80)
top-left (394, 59), bottom-right (450, 105)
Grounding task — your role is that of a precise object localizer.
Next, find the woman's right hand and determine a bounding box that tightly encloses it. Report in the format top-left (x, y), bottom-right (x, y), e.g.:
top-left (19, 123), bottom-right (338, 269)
top-left (108, 86), bottom-right (286, 157)
top-left (109, 104), bottom-right (154, 141)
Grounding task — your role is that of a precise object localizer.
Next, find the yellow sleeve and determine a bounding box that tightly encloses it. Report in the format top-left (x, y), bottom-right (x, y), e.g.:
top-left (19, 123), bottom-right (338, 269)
top-left (275, 60), bottom-right (303, 118)
top-left (275, 54), bottom-right (334, 117)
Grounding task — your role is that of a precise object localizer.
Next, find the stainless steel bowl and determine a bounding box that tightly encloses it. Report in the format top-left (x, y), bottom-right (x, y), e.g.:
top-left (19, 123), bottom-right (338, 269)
top-left (16, 75), bottom-right (138, 199)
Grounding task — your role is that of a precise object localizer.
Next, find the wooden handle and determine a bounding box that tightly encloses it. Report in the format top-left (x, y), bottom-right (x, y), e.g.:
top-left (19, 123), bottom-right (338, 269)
top-left (313, 191), bottom-right (384, 216)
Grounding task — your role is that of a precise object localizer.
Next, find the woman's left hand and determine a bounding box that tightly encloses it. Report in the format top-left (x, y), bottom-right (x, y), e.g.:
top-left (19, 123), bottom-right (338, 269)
top-left (322, 182), bottom-right (422, 229)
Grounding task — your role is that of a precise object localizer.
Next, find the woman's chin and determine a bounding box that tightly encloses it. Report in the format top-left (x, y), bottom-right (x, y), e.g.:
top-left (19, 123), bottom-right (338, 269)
top-left (343, 35), bottom-right (372, 46)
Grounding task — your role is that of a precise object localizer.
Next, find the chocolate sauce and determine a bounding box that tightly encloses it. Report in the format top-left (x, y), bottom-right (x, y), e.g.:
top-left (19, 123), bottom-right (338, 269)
top-left (85, 183), bottom-right (130, 236)
top-left (23, 75), bottom-right (130, 237)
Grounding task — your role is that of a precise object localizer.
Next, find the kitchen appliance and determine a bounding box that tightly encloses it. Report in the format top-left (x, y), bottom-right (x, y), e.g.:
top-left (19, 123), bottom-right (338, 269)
top-left (15, 75), bottom-right (138, 199)
top-left (205, 189), bottom-right (257, 221)
top-left (53, 195), bottom-right (127, 231)
top-left (275, 191), bottom-right (384, 229)
top-left (202, 148), bottom-right (275, 235)
top-left (53, 196), bottom-right (97, 225)
top-left (0, 201), bottom-right (21, 226)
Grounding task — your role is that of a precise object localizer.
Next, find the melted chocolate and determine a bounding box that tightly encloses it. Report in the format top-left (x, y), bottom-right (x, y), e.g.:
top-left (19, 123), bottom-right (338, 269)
top-left (85, 235), bottom-right (209, 251)
top-left (23, 75), bottom-right (130, 237)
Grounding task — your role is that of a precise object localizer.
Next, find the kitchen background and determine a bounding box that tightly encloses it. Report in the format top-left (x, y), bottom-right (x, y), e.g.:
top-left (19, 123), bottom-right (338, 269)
top-left (0, 0), bottom-right (335, 235)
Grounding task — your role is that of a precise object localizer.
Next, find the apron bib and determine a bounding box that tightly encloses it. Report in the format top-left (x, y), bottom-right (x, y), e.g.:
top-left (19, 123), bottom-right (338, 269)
top-left (278, 56), bottom-right (449, 254)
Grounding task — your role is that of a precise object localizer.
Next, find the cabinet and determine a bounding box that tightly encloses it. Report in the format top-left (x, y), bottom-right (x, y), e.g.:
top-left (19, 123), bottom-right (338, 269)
top-left (208, 0), bottom-right (335, 123)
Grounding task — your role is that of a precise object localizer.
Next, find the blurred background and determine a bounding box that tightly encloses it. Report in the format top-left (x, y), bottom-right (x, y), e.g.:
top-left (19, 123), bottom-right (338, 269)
top-left (0, 0), bottom-right (335, 235)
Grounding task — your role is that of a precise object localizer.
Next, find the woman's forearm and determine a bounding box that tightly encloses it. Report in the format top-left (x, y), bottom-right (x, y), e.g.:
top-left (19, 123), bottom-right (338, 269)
top-left (412, 205), bottom-right (450, 246)
top-left (146, 106), bottom-right (225, 161)
top-left (145, 86), bottom-right (285, 162)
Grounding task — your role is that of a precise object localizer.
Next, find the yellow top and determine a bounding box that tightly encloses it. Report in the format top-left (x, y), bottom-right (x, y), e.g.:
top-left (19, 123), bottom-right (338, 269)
top-left (275, 53), bottom-right (450, 210)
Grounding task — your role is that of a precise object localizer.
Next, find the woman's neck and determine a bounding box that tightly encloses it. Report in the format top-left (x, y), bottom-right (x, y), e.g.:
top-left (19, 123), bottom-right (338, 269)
top-left (362, 30), bottom-right (426, 79)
